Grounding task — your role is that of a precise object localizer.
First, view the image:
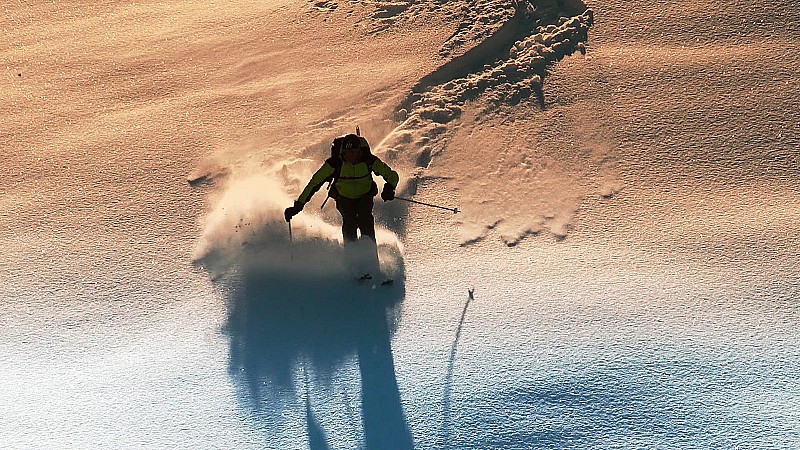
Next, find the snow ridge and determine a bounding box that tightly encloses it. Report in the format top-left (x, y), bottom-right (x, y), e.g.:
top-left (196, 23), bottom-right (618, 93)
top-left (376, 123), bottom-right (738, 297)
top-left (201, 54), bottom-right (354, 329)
top-left (389, 4), bottom-right (593, 139)
top-left (379, 2), bottom-right (592, 166)
top-left (373, 2), bottom-right (595, 245)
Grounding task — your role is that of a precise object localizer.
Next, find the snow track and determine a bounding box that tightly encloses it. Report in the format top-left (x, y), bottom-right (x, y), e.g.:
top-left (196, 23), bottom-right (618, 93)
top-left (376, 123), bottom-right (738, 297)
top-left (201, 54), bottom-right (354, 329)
top-left (371, 0), bottom-right (598, 245)
top-left (382, 0), bottom-right (593, 159)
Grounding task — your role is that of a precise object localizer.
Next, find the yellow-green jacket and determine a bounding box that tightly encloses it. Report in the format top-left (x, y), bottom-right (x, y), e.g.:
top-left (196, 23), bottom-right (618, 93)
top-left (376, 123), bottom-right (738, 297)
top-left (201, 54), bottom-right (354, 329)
top-left (297, 136), bottom-right (399, 204)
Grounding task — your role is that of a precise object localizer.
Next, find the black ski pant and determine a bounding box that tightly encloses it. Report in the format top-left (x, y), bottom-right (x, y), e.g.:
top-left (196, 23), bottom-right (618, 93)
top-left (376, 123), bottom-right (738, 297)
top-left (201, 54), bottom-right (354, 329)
top-left (335, 194), bottom-right (376, 243)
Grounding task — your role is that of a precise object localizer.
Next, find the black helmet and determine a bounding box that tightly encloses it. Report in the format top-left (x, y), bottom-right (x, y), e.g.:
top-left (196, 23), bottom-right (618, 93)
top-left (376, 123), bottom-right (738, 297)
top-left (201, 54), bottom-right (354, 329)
top-left (341, 133), bottom-right (361, 151)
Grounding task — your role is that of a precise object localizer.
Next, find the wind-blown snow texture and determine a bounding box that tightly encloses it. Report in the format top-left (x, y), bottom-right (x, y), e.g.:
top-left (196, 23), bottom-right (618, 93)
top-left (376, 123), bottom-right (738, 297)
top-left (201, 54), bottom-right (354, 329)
top-left (3, 0), bottom-right (799, 449)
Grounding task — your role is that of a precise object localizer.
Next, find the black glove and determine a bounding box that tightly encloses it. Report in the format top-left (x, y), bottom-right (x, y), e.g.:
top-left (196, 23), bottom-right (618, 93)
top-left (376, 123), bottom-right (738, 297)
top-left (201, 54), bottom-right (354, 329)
top-left (284, 201), bottom-right (304, 222)
top-left (381, 184), bottom-right (395, 202)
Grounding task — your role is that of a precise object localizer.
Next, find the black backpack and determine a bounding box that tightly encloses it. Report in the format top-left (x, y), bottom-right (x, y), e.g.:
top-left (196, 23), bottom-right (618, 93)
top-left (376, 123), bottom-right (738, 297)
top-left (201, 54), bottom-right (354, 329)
top-left (323, 133), bottom-right (379, 199)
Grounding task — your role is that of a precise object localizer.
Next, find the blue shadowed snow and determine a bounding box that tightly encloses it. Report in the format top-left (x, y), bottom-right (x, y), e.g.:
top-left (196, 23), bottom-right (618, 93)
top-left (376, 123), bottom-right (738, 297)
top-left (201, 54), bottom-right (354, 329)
top-left (220, 247), bottom-right (413, 449)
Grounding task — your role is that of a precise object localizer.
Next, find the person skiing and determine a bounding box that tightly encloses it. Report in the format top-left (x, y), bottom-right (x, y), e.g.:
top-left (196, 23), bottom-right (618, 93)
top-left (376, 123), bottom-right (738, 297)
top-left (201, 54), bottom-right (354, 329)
top-left (284, 133), bottom-right (399, 245)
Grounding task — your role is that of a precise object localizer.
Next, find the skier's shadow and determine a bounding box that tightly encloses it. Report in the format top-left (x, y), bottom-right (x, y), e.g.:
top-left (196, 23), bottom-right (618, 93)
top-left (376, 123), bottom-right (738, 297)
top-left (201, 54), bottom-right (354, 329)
top-left (222, 261), bottom-right (413, 450)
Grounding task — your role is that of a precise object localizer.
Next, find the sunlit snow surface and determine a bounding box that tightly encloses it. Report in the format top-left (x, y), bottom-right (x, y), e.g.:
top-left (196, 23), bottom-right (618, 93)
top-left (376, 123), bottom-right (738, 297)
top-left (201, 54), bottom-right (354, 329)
top-left (2, 0), bottom-right (799, 449)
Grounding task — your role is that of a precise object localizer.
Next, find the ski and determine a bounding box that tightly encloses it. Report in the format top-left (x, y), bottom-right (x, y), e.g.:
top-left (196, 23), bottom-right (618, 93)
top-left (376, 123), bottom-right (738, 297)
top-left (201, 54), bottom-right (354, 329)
top-left (355, 273), bottom-right (394, 287)
top-left (358, 273), bottom-right (373, 283)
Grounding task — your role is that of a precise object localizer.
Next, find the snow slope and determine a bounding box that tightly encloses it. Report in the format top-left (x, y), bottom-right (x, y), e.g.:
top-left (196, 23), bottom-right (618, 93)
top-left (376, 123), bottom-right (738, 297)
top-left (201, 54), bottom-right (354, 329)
top-left (2, 0), bottom-right (799, 448)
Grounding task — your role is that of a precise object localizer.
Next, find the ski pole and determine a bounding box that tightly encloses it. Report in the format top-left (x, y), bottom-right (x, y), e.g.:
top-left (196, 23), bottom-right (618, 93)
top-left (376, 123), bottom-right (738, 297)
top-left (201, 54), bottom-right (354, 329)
top-left (320, 172), bottom-right (338, 209)
top-left (395, 196), bottom-right (460, 214)
top-left (320, 181), bottom-right (333, 209)
top-left (288, 219), bottom-right (294, 260)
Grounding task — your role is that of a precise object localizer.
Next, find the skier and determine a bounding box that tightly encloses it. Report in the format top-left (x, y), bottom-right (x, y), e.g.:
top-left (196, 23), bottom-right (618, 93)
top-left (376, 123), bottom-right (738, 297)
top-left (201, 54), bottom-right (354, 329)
top-left (284, 133), bottom-right (399, 245)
